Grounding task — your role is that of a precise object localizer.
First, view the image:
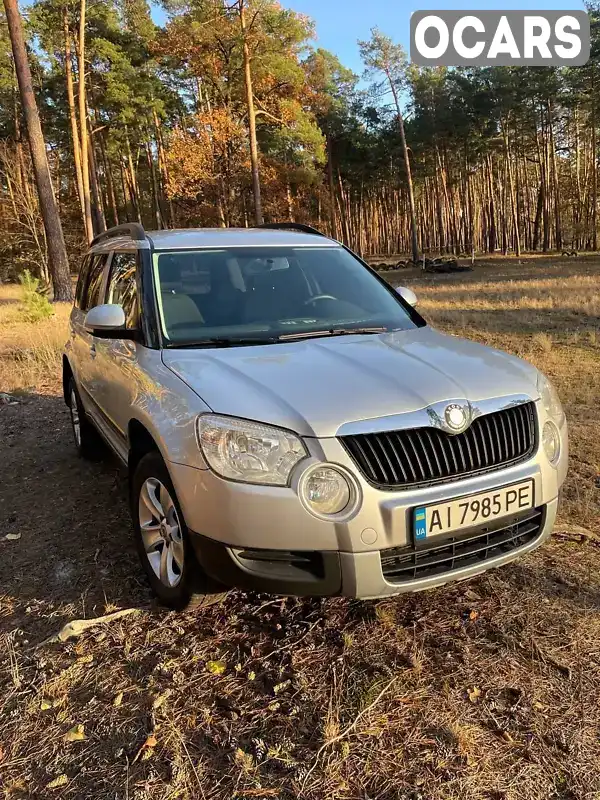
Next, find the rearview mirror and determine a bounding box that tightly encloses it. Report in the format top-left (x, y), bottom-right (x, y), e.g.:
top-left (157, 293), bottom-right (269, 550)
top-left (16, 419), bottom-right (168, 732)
top-left (396, 286), bottom-right (418, 307)
top-left (84, 304), bottom-right (137, 340)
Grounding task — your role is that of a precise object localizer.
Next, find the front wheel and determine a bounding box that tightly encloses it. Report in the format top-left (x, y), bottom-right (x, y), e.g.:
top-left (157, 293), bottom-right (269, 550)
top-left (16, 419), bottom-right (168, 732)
top-left (131, 451), bottom-right (227, 610)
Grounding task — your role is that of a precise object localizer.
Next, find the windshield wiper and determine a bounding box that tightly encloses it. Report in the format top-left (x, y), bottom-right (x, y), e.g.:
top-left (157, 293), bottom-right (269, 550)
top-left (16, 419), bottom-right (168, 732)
top-left (279, 327), bottom-right (388, 341)
top-left (168, 336), bottom-right (280, 348)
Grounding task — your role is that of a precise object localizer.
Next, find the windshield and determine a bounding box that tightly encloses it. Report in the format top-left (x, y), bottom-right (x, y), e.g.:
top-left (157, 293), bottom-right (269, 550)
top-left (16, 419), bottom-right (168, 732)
top-left (152, 246), bottom-right (423, 346)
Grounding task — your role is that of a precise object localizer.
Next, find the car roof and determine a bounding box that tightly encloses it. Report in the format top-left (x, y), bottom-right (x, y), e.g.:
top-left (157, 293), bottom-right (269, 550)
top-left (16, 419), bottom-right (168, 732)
top-left (144, 227), bottom-right (339, 251)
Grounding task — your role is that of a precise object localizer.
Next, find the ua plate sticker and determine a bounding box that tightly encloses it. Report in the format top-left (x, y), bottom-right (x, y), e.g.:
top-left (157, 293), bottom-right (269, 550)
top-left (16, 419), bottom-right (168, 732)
top-left (414, 507), bottom-right (427, 540)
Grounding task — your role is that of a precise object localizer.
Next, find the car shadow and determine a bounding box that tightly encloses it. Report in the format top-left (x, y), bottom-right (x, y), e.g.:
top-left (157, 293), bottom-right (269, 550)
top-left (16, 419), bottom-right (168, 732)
top-left (0, 392), bottom-right (149, 640)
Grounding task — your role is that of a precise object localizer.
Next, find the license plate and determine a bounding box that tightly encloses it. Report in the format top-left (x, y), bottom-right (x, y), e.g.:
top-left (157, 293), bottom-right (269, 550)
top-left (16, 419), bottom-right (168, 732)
top-left (413, 480), bottom-right (534, 541)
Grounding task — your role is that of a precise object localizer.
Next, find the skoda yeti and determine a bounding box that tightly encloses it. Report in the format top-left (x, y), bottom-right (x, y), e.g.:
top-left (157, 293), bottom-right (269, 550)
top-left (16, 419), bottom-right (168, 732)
top-left (63, 223), bottom-right (568, 609)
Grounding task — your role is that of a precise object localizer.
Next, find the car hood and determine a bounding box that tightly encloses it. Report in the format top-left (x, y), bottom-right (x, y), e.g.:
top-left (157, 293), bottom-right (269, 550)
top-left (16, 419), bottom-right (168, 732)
top-left (162, 327), bottom-right (539, 437)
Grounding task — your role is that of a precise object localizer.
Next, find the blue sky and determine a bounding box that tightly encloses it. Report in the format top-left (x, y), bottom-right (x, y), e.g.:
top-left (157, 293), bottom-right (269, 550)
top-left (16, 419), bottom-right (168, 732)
top-left (280, 0), bottom-right (587, 74)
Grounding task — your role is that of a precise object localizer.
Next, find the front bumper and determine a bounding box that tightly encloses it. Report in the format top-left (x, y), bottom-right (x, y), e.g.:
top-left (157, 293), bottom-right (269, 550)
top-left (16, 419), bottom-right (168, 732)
top-left (188, 499), bottom-right (556, 598)
top-left (169, 404), bottom-right (566, 598)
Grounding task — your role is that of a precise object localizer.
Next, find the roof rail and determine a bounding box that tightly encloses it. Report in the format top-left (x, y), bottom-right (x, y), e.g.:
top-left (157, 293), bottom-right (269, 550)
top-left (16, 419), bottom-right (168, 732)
top-left (90, 222), bottom-right (146, 248)
top-left (259, 222), bottom-right (326, 237)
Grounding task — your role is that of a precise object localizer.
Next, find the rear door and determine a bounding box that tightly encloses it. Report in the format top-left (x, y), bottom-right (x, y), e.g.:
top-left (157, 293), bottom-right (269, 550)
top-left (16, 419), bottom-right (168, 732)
top-left (70, 251), bottom-right (112, 409)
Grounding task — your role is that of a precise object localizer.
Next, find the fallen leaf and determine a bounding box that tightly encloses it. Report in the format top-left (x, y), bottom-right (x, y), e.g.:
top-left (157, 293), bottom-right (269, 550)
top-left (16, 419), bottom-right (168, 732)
top-left (468, 687), bottom-right (482, 703)
top-left (132, 732), bottom-right (158, 763)
top-left (206, 660), bottom-right (226, 675)
top-left (152, 690), bottom-right (171, 710)
top-left (143, 734), bottom-right (158, 749)
top-left (47, 774), bottom-right (69, 789)
top-left (247, 671), bottom-right (256, 681)
top-left (40, 699), bottom-right (52, 711)
top-left (64, 724), bottom-right (86, 742)
top-left (273, 680), bottom-right (291, 695)
top-left (464, 589), bottom-right (482, 602)
top-left (113, 692), bottom-right (123, 707)
top-left (502, 731), bottom-right (515, 743)
top-left (469, 610), bottom-right (479, 621)
top-left (234, 748), bottom-right (255, 770)
top-left (4, 533), bottom-right (21, 541)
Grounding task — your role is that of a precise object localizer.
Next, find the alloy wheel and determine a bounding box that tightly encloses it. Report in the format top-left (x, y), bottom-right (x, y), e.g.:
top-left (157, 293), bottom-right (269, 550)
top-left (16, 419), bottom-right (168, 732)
top-left (138, 477), bottom-right (185, 588)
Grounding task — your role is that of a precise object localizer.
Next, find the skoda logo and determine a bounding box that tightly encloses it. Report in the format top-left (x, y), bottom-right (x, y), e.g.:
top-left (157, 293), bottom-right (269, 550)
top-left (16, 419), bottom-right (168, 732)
top-left (444, 404), bottom-right (469, 433)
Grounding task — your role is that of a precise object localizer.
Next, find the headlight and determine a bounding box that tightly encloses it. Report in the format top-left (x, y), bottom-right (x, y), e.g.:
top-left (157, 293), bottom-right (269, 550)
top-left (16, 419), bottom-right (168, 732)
top-left (197, 415), bottom-right (307, 485)
top-left (537, 372), bottom-right (565, 427)
top-left (300, 466), bottom-right (351, 516)
top-left (542, 420), bottom-right (561, 466)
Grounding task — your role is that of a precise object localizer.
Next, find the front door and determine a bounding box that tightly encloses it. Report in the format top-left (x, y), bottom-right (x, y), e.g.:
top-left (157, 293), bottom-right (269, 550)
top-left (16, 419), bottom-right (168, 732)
top-left (71, 252), bottom-right (112, 412)
top-left (92, 250), bottom-right (140, 441)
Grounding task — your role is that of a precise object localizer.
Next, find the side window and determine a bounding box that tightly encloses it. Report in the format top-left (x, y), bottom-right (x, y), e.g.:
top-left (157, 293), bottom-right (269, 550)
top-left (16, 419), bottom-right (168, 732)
top-left (82, 254), bottom-right (110, 312)
top-left (74, 255), bottom-right (90, 309)
top-left (106, 252), bottom-right (139, 328)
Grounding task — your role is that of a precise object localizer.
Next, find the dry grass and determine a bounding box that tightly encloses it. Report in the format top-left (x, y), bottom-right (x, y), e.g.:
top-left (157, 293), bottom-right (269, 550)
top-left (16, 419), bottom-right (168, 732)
top-left (0, 256), bottom-right (599, 800)
top-left (0, 283), bottom-right (71, 394)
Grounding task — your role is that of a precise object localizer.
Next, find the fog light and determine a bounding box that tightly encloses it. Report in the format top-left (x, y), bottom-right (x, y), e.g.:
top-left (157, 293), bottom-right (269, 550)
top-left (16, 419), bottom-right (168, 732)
top-left (303, 467), bottom-right (350, 515)
top-left (542, 420), bottom-right (561, 466)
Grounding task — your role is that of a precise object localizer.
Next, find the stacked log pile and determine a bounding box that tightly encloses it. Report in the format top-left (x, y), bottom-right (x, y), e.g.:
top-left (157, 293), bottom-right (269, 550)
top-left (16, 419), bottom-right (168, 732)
top-left (369, 257), bottom-right (474, 274)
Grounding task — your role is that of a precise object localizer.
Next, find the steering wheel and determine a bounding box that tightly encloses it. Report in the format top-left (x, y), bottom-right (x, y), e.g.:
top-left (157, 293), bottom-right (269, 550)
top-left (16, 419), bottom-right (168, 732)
top-left (303, 295), bottom-right (337, 306)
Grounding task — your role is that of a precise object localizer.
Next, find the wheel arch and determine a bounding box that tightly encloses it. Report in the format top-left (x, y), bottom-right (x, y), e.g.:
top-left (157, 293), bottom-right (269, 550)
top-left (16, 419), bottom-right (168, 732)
top-left (128, 418), bottom-right (161, 476)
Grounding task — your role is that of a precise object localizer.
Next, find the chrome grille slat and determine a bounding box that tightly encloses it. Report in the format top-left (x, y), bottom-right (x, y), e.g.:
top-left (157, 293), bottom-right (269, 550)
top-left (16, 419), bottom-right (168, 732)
top-left (340, 402), bottom-right (537, 489)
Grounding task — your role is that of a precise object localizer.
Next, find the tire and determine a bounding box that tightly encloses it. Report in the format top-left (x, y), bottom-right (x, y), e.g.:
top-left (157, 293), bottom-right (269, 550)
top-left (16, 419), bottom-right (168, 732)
top-left (68, 377), bottom-right (104, 460)
top-left (131, 451), bottom-right (228, 611)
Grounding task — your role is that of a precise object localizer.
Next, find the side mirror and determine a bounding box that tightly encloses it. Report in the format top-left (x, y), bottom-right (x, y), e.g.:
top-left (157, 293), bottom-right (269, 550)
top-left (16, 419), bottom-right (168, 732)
top-left (84, 304), bottom-right (136, 340)
top-left (396, 286), bottom-right (418, 307)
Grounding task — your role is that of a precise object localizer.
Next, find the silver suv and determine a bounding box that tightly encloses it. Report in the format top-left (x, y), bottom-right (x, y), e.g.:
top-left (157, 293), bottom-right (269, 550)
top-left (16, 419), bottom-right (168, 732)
top-left (63, 223), bottom-right (568, 609)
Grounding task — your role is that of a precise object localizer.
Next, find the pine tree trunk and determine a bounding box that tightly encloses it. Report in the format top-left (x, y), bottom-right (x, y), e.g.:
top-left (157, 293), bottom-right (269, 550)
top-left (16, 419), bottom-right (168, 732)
top-left (99, 132), bottom-right (119, 226)
top-left (592, 70), bottom-right (598, 251)
top-left (548, 102), bottom-right (562, 252)
top-left (87, 132), bottom-right (106, 233)
top-left (239, 0), bottom-right (263, 225)
top-left (502, 120), bottom-right (520, 256)
top-left (388, 75), bottom-right (418, 263)
top-left (76, 0), bottom-right (93, 242)
top-left (146, 140), bottom-right (163, 229)
top-left (152, 109), bottom-right (175, 228)
top-left (125, 131), bottom-right (141, 222)
top-left (533, 182), bottom-right (543, 252)
top-left (3, 0), bottom-right (72, 301)
top-left (12, 73), bottom-right (30, 204)
top-left (63, 9), bottom-right (86, 230)
top-left (326, 134), bottom-right (337, 239)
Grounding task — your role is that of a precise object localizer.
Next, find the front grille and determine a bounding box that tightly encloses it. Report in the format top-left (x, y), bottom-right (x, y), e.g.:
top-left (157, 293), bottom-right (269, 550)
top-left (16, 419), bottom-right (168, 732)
top-left (380, 507), bottom-right (545, 584)
top-left (340, 402), bottom-right (537, 489)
